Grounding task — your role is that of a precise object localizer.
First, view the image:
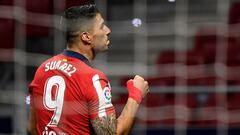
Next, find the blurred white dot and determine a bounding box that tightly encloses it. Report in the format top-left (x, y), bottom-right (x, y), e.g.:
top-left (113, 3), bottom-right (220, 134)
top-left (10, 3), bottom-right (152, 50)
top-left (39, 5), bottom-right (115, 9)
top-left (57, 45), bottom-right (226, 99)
top-left (132, 18), bottom-right (142, 27)
top-left (168, 0), bottom-right (175, 2)
top-left (26, 95), bottom-right (30, 105)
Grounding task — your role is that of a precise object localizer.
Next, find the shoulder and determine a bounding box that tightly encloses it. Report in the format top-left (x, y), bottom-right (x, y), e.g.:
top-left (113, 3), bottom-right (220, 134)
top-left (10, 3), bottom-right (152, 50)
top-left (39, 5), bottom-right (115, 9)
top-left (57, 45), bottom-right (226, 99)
top-left (77, 64), bottom-right (107, 80)
top-left (81, 68), bottom-right (108, 88)
top-left (89, 69), bottom-right (110, 89)
top-left (92, 69), bottom-right (108, 80)
top-left (82, 68), bottom-right (111, 99)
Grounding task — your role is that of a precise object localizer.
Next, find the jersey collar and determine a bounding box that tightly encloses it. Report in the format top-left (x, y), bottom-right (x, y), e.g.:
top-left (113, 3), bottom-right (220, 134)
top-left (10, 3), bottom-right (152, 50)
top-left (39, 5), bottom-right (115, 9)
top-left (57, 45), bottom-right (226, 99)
top-left (62, 49), bottom-right (92, 67)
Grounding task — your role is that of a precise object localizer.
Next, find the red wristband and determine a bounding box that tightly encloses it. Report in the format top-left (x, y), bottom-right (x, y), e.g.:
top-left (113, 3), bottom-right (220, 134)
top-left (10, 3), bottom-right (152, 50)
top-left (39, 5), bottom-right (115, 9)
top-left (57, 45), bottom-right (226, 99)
top-left (126, 80), bottom-right (142, 104)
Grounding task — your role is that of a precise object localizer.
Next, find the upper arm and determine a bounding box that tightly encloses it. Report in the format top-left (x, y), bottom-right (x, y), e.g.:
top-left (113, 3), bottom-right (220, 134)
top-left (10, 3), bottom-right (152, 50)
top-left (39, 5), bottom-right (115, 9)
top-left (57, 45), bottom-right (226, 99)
top-left (87, 73), bottom-right (115, 118)
top-left (91, 113), bottom-right (117, 135)
top-left (87, 73), bottom-right (116, 134)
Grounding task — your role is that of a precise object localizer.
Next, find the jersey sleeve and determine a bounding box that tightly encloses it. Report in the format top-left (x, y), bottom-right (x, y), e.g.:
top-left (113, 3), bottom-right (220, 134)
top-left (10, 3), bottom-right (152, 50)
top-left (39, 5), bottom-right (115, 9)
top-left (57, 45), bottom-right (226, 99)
top-left (85, 72), bottom-right (115, 119)
top-left (28, 73), bottom-right (38, 107)
top-left (28, 64), bottom-right (45, 108)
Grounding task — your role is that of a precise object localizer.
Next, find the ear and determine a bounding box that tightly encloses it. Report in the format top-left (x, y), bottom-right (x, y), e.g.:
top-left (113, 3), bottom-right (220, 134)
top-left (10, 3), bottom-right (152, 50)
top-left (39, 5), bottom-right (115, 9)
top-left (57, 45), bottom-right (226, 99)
top-left (81, 32), bottom-right (92, 44)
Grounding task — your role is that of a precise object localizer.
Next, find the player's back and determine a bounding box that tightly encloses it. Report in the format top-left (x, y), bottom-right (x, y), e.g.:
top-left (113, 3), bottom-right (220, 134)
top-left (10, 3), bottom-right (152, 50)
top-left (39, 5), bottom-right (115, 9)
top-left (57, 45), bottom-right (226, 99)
top-left (29, 51), bottom-right (102, 135)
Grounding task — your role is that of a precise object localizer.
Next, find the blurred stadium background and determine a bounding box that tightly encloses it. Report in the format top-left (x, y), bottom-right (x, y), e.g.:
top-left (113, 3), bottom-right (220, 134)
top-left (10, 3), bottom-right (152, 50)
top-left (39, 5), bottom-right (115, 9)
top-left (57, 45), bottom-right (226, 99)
top-left (1, 0), bottom-right (240, 134)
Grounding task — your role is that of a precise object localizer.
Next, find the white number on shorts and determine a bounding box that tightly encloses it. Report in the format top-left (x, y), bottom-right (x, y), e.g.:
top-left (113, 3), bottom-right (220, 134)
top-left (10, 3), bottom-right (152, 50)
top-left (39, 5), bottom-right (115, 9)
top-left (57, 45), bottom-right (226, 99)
top-left (43, 76), bottom-right (66, 126)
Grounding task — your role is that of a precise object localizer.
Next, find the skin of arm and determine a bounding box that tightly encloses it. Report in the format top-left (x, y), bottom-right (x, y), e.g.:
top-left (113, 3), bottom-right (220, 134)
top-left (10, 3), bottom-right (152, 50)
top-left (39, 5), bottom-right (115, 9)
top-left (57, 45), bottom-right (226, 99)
top-left (116, 98), bottom-right (140, 135)
top-left (91, 98), bottom-right (139, 135)
top-left (27, 106), bottom-right (38, 135)
top-left (91, 75), bottom-right (149, 135)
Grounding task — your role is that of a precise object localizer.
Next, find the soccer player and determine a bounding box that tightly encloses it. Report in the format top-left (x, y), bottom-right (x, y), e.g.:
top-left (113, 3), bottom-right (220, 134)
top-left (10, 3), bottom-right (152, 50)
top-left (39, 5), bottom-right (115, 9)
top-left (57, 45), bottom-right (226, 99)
top-left (28, 4), bottom-right (149, 135)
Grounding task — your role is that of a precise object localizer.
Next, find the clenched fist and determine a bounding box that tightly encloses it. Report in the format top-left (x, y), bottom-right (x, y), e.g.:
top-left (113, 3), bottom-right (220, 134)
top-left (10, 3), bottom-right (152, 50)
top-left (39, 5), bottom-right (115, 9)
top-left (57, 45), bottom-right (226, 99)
top-left (132, 75), bottom-right (149, 98)
top-left (127, 75), bottom-right (150, 104)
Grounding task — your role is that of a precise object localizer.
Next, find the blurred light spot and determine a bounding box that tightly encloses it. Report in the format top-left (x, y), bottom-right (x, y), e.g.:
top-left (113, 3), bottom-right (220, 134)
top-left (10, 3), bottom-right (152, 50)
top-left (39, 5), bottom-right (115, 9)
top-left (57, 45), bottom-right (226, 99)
top-left (26, 95), bottom-right (30, 105)
top-left (132, 18), bottom-right (142, 27)
top-left (168, 0), bottom-right (175, 2)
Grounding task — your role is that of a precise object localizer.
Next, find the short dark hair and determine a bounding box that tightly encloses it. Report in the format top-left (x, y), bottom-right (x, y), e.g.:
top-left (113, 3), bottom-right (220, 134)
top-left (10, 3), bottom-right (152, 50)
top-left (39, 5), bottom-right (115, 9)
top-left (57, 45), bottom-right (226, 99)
top-left (62, 4), bottom-right (99, 44)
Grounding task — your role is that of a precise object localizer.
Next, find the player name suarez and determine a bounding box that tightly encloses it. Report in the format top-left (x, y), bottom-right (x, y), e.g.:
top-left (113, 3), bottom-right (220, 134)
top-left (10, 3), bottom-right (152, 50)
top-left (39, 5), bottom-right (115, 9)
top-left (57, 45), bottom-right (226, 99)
top-left (44, 60), bottom-right (77, 77)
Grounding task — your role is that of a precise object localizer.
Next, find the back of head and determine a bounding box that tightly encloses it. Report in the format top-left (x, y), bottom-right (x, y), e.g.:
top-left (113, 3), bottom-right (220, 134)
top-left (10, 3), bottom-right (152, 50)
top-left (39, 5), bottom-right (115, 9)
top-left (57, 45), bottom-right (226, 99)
top-left (61, 4), bottom-right (99, 45)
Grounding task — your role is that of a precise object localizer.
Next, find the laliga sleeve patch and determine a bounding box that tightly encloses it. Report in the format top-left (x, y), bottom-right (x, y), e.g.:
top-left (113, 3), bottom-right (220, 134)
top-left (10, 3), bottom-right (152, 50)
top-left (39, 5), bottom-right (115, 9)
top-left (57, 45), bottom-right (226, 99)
top-left (103, 87), bottom-right (112, 105)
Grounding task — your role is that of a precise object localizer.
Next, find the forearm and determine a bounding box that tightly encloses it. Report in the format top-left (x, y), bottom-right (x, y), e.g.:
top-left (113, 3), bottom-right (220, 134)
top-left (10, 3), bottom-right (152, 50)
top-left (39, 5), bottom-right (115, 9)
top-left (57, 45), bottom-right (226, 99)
top-left (117, 98), bottom-right (139, 135)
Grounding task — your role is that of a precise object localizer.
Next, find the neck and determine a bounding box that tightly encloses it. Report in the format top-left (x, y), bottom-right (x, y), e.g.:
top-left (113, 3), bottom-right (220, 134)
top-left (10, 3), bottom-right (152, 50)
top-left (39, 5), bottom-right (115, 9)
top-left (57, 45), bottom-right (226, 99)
top-left (66, 44), bottom-right (94, 62)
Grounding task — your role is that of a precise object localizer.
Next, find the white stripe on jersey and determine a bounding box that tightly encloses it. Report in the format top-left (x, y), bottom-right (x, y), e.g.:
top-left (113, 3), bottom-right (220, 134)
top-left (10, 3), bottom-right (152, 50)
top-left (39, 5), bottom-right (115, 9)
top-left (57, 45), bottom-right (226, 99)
top-left (92, 74), bottom-right (107, 117)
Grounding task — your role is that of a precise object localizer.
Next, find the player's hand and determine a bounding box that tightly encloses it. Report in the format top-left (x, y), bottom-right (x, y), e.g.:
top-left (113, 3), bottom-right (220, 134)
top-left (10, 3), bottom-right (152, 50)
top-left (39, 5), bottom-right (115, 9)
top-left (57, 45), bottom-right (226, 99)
top-left (132, 75), bottom-right (149, 98)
